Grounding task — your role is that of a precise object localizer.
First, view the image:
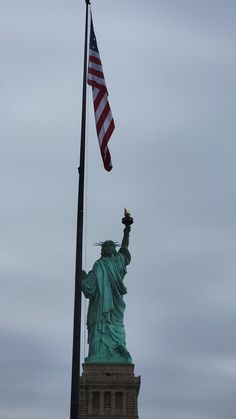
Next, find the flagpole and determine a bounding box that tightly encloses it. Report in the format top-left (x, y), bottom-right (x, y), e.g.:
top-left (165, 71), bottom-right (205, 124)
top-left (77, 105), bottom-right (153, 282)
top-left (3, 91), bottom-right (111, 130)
top-left (70, 1), bottom-right (90, 419)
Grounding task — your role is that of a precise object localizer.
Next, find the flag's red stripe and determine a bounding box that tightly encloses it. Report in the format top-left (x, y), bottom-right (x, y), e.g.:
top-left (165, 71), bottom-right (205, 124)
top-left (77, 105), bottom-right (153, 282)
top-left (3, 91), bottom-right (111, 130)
top-left (93, 89), bottom-right (106, 112)
top-left (100, 120), bottom-right (115, 153)
top-left (88, 67), bottom-right (105, 80)
top-left (89, 54), bottom-right (102, 66)
top-left (88, 79), bottom-right (107, 93)
top-left (96, 103), bottom-right (110, 135)
top-left (102, 147), bottom-right (112, 171)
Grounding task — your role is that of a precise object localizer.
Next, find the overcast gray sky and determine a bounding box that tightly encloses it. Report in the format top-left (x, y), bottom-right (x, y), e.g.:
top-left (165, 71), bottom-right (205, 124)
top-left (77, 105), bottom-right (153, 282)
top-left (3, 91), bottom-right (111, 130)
top-left (1, 1), bottom-right (236, 418)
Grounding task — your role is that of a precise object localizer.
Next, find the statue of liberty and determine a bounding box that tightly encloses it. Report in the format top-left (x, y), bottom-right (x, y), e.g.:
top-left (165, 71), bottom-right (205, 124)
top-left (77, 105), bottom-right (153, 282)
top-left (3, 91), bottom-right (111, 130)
top-left (81, 210), bottom-right (133, 364)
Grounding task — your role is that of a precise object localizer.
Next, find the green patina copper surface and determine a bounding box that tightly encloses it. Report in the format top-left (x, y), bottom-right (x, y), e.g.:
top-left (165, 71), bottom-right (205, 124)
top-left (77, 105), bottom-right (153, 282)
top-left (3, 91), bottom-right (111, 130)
top-left (81, 220), bottom-right (132, 364)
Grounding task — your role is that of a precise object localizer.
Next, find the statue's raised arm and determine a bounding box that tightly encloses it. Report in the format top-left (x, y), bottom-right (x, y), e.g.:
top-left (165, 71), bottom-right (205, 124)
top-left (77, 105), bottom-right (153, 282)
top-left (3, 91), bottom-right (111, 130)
top-left (120, 208), bottom-right (133, 249)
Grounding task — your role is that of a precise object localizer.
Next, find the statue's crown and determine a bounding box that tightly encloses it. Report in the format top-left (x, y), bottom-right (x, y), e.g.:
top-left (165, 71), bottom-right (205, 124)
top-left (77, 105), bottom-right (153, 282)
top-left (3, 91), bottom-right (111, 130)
top-left (94, 240), bottom-right (120, 247)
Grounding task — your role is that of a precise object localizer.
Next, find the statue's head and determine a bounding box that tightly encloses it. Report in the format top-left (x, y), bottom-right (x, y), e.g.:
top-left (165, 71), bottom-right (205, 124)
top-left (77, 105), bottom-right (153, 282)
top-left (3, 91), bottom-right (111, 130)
top-left (100, 240), bottom-right (118, 257)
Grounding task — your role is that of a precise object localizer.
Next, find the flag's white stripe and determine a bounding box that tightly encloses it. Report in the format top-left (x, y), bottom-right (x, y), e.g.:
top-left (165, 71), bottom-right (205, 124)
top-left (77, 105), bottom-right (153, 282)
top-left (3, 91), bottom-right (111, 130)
top-left (88, 61), bottom-right (103, 73)
top-left (88, 73), bottom-right (106, 86)
top-left (95, 93), bottom-right (107, 121)
top-left (92, 87), bottom-right (100, 101)
top-left (89, 49), bottom-right (100, 60)
top-left (97, 110), bottom-right (113, 146)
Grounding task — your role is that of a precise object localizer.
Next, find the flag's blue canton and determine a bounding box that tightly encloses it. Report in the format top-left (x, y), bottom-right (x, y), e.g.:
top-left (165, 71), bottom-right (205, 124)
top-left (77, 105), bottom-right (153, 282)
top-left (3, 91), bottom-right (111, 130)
top-left (90, 20), bottom-right (99, 53)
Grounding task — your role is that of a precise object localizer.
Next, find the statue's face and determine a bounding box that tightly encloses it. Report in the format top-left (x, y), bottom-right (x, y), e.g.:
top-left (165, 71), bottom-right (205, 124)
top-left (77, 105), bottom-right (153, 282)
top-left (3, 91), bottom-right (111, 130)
top-left (101, 241), bottom-right (116, 257)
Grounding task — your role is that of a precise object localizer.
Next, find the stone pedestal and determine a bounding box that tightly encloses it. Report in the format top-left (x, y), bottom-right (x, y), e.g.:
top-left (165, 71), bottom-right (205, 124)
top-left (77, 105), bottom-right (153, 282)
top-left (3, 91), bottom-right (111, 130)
top-left (79, 363), bottom-right (141, 419)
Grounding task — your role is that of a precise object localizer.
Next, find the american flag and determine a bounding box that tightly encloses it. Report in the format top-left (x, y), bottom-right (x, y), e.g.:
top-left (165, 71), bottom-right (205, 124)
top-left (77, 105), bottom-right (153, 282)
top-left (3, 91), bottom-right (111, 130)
top-left (87, 15), bottom-right (115, 172)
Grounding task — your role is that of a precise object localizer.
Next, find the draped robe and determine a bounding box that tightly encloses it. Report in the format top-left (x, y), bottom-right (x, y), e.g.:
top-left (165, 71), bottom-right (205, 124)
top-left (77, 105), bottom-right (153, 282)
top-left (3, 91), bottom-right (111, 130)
top-left (81, 247), bottom-right (132, 363)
